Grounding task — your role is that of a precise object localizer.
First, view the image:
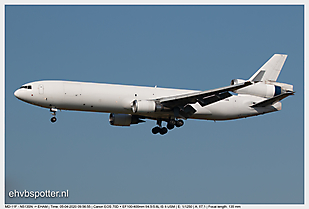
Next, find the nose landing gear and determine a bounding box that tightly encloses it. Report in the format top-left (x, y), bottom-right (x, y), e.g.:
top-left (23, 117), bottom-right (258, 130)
top-left (50, 108), bottom-right (58, 123)
top-left (51, 117), bottom-right (57, 123)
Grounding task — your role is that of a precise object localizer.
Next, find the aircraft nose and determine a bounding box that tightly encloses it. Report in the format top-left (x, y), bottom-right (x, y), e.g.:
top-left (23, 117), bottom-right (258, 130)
top-left (14, 89), bottom-right (20, 98)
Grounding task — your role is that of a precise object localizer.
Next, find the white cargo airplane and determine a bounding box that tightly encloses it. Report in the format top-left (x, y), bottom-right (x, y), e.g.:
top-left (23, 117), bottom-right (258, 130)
top-left (14, 54), bottom-right (294, 135)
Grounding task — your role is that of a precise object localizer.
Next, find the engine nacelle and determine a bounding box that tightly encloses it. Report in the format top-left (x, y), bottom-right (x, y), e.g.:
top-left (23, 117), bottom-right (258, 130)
top-left (109, 113), bottom-right (132, 126)
top-left (234, 82), bottom-right (282, 98)
top-left (131, 100), bottom-right (163, 113)
top-left (231, 78), bottom-right (293, 98)
top-left (231, 79), bottom-right (246, 85)
top-left (109, 113), bottom-right (143, 126)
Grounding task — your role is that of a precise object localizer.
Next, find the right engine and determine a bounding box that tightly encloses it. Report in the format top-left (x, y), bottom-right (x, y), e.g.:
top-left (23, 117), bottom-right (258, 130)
top-left (109, 113), bottom-right (143, 126)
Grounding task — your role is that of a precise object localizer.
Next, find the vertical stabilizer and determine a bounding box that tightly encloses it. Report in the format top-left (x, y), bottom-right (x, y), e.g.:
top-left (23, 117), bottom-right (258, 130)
top-left (249, 54), bottom-right (288, 82)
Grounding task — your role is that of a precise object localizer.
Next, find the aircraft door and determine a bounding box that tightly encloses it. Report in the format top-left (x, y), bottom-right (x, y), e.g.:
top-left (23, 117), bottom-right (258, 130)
top-left (38, 84), bottom-right (44, 94)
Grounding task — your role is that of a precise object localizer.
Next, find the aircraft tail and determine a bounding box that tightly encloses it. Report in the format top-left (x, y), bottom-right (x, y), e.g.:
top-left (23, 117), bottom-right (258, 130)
top-left (249, 54), bottom-right (288, 82)
top-left (232, 54), bottom-right (293, 99)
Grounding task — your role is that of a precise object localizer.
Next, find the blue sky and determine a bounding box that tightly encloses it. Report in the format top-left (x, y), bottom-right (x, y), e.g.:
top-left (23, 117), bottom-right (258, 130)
top-left (5, 5), bottom-right (304, 204)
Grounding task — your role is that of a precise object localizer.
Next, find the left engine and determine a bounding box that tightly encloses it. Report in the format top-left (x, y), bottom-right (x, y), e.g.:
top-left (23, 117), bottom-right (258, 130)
top-left (109, 113), bottom-right (143, 126)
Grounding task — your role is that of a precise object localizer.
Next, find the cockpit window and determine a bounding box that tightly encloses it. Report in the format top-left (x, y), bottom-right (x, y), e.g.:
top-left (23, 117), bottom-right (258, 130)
top-left (20, 85), bottom-right (32, 89)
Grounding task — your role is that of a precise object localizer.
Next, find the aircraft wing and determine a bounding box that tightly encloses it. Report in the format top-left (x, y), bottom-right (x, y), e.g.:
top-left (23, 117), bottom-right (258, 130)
top-left (156, 81), bottom-right (252, 109)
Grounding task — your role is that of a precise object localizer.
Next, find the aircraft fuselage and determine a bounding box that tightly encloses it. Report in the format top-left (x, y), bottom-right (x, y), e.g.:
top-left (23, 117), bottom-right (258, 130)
top-left (14, 80), bottom-right (281, 121)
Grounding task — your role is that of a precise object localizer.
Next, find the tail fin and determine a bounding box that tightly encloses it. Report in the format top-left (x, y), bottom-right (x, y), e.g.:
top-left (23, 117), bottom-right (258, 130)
top-left (249, 54), bottom-right (288, 82)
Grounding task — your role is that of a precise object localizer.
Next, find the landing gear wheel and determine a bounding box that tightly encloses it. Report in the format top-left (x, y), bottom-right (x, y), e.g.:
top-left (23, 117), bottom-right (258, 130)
top-left (152, 126), bottom-right (161, 134)
top-left (175, 119), bottom-right (184, 127)
top-left (167, 123), bottom-right (175, 130)
top-left (51, 117), bottom-right (57, 123)
top-left (159, 127), bottom-right (168, 135)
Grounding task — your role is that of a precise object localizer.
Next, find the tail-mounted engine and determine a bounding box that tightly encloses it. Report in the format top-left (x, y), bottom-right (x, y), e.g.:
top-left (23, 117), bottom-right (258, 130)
top-left (231, 79), bottom-right (293, 98)
top-left (109, 113), bottom-right (144, 126)
top-left (131, 100), bottom-right (164, 113)
top-left (231, 79), bottom-right (246, 85)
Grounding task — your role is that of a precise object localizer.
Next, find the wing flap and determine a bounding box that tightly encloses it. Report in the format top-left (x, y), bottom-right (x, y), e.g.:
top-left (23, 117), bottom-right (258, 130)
top-left (174, 105), bottom-right (197, 119)
top-left (197, 91), bottom-right (232, 107)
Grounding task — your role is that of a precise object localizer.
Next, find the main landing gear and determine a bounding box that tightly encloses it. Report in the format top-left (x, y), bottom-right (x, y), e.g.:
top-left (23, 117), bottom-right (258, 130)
top-left (50, 108), bottom-right (58, 123)
top-left (152, 119), bottom-right (184, 135)
top-left (152, 126), bottom-right (168, 135)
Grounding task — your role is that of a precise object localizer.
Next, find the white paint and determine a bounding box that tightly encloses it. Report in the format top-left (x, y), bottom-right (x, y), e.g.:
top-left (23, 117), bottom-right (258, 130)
top-left (13, 54), bottom-right (293, 132)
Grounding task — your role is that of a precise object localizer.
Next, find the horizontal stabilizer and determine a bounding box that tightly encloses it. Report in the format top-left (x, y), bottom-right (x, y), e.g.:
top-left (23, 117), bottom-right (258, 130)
top-left (251, 91), bottom-right (294, 108)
